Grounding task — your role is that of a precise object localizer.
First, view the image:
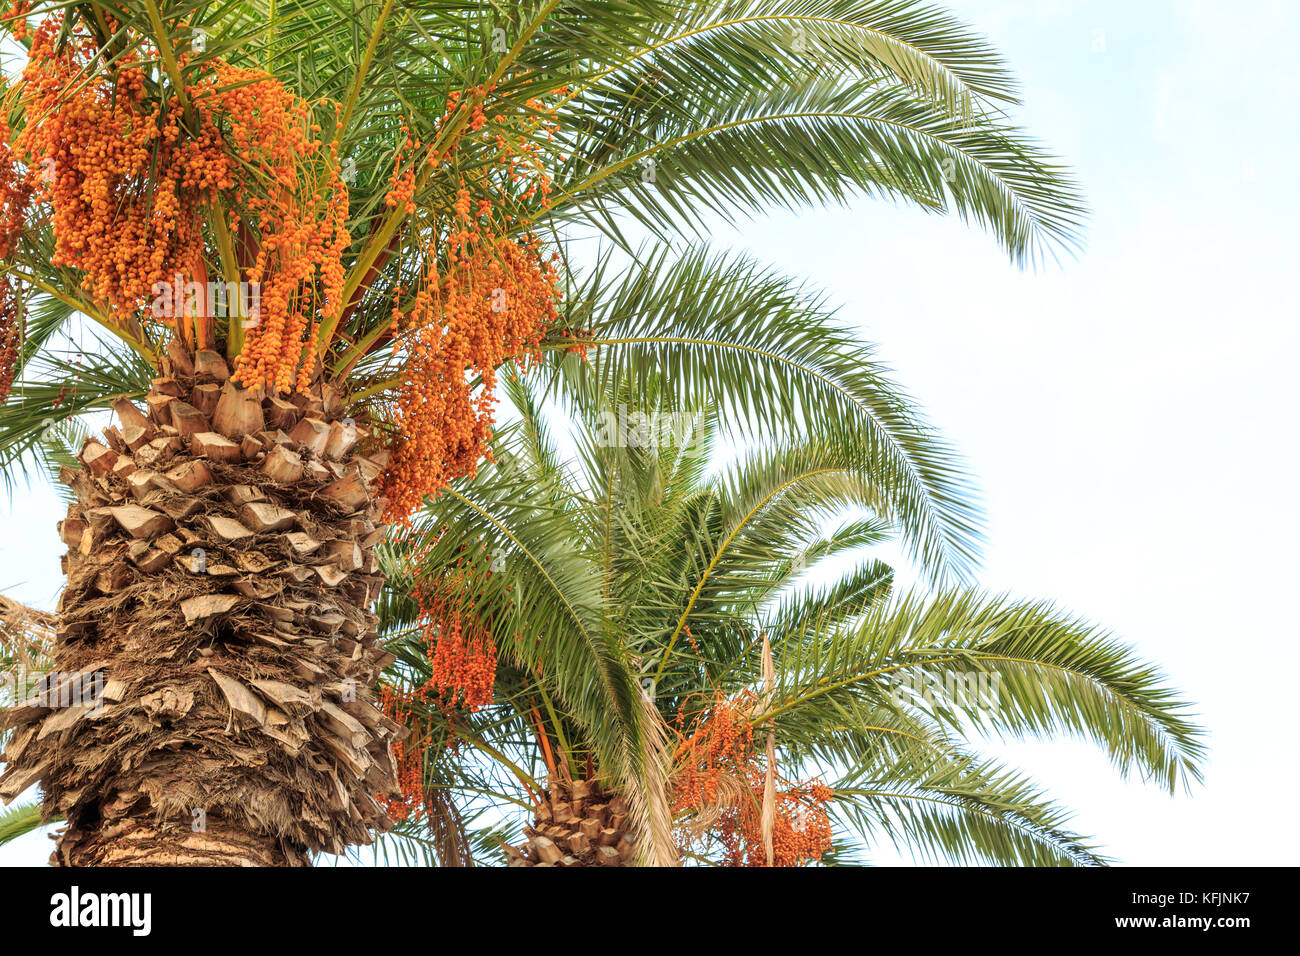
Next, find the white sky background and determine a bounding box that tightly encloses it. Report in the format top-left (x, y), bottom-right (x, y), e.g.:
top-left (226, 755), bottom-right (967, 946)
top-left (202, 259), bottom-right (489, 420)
top-left (3, 0), bottom-right (1298, 865)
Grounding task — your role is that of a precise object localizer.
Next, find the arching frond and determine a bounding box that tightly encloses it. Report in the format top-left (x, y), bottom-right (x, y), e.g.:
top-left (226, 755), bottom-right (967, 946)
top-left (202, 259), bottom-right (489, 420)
top-left (767, 590), bottom-right (1207, 794)
top-left (556, 245), bottom-right (984, 582)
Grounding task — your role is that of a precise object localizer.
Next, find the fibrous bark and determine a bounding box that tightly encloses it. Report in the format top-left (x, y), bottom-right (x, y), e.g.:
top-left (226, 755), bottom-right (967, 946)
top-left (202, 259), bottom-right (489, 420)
top-left (505, 777), bottom-right (638, 867)
top-left (0, 347), bottom-right (406, 866)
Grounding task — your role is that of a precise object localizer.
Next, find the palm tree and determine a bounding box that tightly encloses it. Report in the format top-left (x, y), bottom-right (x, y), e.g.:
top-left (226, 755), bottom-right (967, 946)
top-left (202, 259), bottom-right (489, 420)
top-left (0, 1), bottom-right (1085, 865)
top-left (376, 251), bottom-right (1203, 867)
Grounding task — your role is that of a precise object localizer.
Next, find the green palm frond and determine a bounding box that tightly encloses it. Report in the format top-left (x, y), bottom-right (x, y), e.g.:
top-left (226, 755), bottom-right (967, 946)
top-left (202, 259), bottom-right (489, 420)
top-left (34, 416), bottom-right (91, 502)
top-left (767, 589), bottom-right (1207, 794)
top-left (556, 245), bottom-right (984, 581)
top-left (542, 1), bottom-right (1083, 264)
top-left (835, 763), bottom-right (1105, 867)
top-left (551, 75), bottom-right (1084, 266)
top-left (0, 333), bottom-right (152, 491)
top-left (400, 461), bottom-right (666, 851)
top-left (762, 557), bottom-right (895, 639)
top-left (0, 802), bottom-right (53, 848)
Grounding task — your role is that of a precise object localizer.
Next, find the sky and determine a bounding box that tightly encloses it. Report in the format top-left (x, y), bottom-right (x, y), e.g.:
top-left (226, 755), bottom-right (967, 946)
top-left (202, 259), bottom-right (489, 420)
top-left (3, 0), bottom-right (1299, 866)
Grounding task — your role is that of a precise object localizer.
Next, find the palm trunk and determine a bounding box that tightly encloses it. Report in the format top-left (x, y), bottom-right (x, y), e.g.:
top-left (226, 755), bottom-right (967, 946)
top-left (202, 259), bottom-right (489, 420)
top-left (506, 777), bottom-right (639, 867)
top-left (505, 694), bottom-right (679, 868)
top-left (0, 343), bottom-right (406, 866)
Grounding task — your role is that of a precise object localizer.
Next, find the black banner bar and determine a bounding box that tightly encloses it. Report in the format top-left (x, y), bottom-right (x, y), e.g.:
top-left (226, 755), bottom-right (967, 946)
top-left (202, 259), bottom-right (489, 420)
top-left (0, 864), bottom-right (1283, 945)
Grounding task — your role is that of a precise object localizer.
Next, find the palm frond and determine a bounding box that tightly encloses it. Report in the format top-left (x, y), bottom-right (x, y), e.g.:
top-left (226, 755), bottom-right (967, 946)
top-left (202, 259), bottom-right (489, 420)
top-left (0, 333), bottom-right (152, 493)
top-left (0, 802), bottom-right (53, 847)
top-left (768, 589), bottom-right (1207, 794)
top-left (556, 245), bottom-right (984, 581)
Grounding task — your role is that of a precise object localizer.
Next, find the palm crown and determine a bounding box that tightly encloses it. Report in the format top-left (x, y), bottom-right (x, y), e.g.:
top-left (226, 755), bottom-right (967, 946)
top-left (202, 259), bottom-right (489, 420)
top-left (1, 0), bottom-right (1084, 480)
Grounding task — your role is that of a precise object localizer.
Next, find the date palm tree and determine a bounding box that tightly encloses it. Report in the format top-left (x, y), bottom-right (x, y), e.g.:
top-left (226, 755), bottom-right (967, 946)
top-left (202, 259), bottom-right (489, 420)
top-left (375, 250), bottom-right (1203, 867)
top-left (0, 1), bottom-right (1084, 865)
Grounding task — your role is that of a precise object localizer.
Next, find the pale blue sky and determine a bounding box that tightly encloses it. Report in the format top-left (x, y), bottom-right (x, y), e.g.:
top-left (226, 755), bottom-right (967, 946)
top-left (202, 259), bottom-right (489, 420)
top-left (3, 0), bottom-right (1298, 865)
